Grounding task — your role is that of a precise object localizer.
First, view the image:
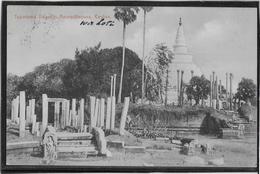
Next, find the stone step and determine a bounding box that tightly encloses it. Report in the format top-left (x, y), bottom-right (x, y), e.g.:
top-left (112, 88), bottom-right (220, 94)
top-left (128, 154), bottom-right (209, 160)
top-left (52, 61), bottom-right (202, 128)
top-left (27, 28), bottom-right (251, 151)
top-left (57, 140), bottom-right (92, 146)
top-left (57, 145), bottom-right (96, 153)
top-left (56, 132), bottom-right (93, 140)
top-left (124, 146), bottom-right (146, 153)
top-left (7, 141), bottom-right (40, 150)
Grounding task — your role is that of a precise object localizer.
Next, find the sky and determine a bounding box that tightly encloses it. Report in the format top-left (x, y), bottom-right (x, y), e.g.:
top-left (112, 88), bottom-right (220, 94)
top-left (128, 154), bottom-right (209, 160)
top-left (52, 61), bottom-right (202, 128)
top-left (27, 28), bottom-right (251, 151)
top-left (7, 6), bottom-right (257, 91)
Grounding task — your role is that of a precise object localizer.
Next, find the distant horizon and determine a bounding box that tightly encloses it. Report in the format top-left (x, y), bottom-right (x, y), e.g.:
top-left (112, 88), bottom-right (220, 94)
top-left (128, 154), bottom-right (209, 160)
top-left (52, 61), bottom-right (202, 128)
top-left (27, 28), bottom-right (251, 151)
top-left (7, 6), bottom-right (257, 91)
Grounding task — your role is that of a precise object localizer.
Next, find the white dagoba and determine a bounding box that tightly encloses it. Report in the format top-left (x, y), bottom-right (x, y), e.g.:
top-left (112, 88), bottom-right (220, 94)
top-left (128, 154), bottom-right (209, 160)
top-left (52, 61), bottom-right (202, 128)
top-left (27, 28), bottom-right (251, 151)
top-left (167, 18), bottom-right (202, 104)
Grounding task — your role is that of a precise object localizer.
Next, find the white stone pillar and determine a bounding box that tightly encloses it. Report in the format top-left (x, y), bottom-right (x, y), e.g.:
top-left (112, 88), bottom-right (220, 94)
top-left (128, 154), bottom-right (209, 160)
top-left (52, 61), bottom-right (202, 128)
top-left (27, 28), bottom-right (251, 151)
top-left (72, 99), bottom-right (76, 127)
top-left (65, 100), bottom-right (70, 126)
top-left (19, 91), bottom-right (26, 137)
top-left (11, 99), bottom-right (14, 121)
top-left (54, 102), bottom-right (60, 129)
top-left (105, 97), bottom-right (111, 130)
top-left (94, 98), bottom-right (100, 127)
top-left (79, 98), bottom-right (84, 131)
top-left (111, 96), bottom-right (116, 130)
top-left (100, 98), bottom-right (105, 127)
top-left (14, 96), bottom-right (19, 123)
top-left (113, 74), bottom-right (117, 97)
top-left (110, 76), bottom-right (113, 97)
top-left (119, 97), bottom-right (130, 135)
top-left (31, 114), bottom-right (36, 134)
top-left (90, 96), bottom-right (96, 131)
top-left (41, 94), bottom-right (48, 136)
top-left (26, 106), bottom-right (30, 124)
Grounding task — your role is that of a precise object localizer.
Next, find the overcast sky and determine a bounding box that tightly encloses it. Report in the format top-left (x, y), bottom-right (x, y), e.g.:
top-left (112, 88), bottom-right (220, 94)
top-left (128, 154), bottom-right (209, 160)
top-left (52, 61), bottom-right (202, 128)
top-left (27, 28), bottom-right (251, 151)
top-left (7, 6), bottom-right (257, 90)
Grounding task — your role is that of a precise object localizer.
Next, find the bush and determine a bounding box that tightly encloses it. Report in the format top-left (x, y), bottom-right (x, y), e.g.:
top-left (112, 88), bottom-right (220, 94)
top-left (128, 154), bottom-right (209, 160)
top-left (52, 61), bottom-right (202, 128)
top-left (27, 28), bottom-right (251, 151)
top-left (237, 103), bottom-right (254, 121)
top-left (125, 104), bottom-right (212, 128)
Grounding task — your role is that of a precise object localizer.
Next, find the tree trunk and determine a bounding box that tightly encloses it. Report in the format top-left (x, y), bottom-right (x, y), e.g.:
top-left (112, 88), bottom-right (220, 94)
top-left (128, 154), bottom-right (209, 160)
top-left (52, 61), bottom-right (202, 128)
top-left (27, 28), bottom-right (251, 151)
top-left (118, 22), bottom-right (126, 103)
top-left (165, 68), bottom-right (169, 106)
top-left (195, 98), bottom-right (199, 105)
top-left (141, 10), bottom-right (146, 104)
top-left (145, 70), bottom-right (148, 97)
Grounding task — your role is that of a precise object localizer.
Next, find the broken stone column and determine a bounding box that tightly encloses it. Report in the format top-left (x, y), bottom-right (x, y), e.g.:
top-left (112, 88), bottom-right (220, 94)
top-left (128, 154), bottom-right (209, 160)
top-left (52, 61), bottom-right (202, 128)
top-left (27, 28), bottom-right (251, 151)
top-left (119, 97), bottom-right (130, 135)
top-left (69, 110), bottom-right (72, 126)
top-left (41, 94), bottom-right (48, 136)
top-left (26, 106), bottom-right (30, 124)
top-left (113, 74), bottom-right (117, 97)
top-left (92, 127), bottom-right (107, 155)
top-left (110, 75), bottom-right (113, 97)
top-left (28, 100), bottom-right (32, 123)
top-left (111, 96), bottom-right (116, 130)
top-left (14, 96), bottom-right (19, 124)
top-left (35, 122), bottom-right (40, 136)
top-left (19, 91), bottom-right (26, 137)
top-left (83, 124), bottom-right (87, 133)
top-left (72, 99), bottom-right (76, 127)
top-left (31, 114), bottom-right (36, 134)
top-left (90, 96), bottom-right (96, 131)
top-left (100, 98), bottom-right (105, 128)
top-left (65, 100), bottom-right (70, 126)
top-left (105, 97), bottom-right (111, 130)
top-left (61, 101), bottom-right (65, 128)
top-left (31, 99), bottom-right (35, 123)
top-left (54, 102), bottom-right (60, 129)
top-left (11, 99), bottom-right (14, 121)
top-left (94, 98), bottom-right (100, 127)
top-left (79, 98), bottom-right (84, 131)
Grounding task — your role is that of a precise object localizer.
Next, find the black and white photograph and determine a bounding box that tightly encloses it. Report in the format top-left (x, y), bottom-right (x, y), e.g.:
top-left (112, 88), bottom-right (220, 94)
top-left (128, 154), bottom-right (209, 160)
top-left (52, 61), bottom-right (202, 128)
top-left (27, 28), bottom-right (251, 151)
top-left (2, 1), bottom-right (258, 171)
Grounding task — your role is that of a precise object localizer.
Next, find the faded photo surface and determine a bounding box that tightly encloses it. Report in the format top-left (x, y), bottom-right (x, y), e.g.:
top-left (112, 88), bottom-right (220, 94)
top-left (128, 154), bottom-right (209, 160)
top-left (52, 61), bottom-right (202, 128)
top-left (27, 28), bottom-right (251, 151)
top-left (6, 4), bottom-right (257, 168)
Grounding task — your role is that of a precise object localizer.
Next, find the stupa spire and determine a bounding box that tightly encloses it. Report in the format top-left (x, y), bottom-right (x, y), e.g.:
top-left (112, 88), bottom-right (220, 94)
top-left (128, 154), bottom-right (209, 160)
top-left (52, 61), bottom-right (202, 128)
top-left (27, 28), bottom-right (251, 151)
top-left (179, 17), bottom-right (182, 26)
top-left (174, 17), bottom-right (188, 54)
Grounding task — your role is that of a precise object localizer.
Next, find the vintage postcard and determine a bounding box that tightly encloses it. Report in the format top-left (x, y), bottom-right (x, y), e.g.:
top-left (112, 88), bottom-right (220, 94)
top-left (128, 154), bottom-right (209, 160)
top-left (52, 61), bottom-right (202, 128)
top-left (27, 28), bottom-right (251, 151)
top-left (2, 1), bottom-right (258, 172)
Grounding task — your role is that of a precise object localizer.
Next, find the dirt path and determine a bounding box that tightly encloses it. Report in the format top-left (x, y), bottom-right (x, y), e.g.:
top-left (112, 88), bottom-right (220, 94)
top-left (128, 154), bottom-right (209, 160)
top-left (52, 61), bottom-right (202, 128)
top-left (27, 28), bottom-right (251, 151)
top-left (6, 135), bottom-right (257, 167)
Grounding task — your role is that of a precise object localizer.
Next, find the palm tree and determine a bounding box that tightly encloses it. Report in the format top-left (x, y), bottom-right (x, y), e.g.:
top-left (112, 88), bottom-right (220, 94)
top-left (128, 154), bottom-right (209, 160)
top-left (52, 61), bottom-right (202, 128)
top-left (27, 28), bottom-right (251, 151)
top-left (141, 7), bottom-right (153, 104)
top-left (114, 7), bottom-right (139, 103)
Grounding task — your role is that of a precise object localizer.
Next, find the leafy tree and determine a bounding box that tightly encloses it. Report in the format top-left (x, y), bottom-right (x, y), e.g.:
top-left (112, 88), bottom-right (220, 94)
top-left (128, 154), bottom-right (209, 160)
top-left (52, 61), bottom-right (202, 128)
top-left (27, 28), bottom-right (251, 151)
top-left (145, 71), bottom-right (160, 102)
top-left (18, 60), bottom-right (70, 100)
top-left (152, 43), bottom-right (173, 104)
top-left (235, 78), bottom-right (256, 105)
top-left (186, 75), bottom-right (210, 105)
top-left (140, 7), bottom-right (153, 104)
top-left (114, 6), bottom-right (139, 103)
top-left (8, 43), bottom-right (143, 121)
top-left (64, 44), bottom-right (142, 100)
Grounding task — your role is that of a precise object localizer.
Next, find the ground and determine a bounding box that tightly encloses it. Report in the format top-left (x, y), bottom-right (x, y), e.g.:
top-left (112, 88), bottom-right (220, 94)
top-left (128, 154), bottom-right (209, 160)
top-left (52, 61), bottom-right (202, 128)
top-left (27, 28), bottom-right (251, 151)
top-left (6, 134), bottom-right (257, 167)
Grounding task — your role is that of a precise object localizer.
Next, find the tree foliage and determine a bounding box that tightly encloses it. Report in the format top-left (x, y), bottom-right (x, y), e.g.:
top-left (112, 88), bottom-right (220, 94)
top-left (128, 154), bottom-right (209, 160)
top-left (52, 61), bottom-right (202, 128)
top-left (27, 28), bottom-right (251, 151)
top-left (235, 78), bottom-right (256, 103)
top-left (114, 7), bottom-right (139, 26)
top-left (186, 75), bottom-right (210, 105)
top-left (8, 44), bottom-right (142, 103)
top-left (152, 43), bottom-right (173, 103)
